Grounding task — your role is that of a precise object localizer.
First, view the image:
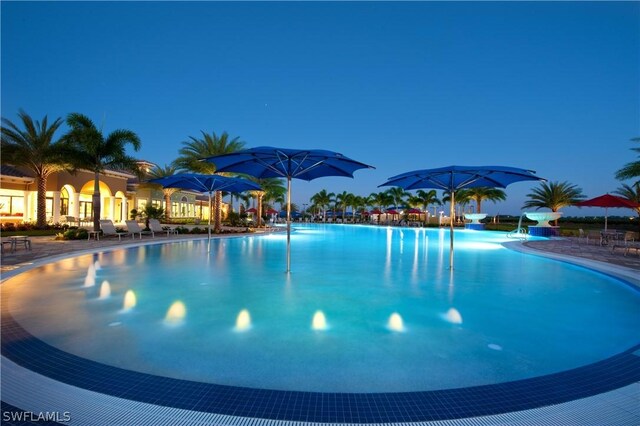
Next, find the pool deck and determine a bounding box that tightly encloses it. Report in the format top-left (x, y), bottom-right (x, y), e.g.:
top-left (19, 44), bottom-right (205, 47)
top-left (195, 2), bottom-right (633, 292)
top-left (1, 231), bottom-right (639, 425)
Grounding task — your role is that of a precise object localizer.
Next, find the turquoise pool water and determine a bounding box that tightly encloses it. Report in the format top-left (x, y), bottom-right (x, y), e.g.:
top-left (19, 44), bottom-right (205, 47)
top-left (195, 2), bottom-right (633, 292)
top-left (7, 224), bottom-right (640, 392)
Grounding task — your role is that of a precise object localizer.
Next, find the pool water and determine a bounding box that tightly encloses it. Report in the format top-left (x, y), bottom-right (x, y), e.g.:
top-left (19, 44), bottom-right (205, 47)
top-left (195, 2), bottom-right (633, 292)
top-left (7, 224), bottom-right (640, 392)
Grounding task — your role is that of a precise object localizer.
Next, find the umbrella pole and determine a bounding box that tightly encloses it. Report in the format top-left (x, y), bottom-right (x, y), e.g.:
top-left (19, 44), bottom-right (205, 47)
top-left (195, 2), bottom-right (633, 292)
top-left (449, 191), bottom-right (455, 270)
top-left (604, 207), bottom-right (608, 231)
top-left (207, 192), bottom-right (212, 254)
top-left (286, 176), bottom-right (292, 273)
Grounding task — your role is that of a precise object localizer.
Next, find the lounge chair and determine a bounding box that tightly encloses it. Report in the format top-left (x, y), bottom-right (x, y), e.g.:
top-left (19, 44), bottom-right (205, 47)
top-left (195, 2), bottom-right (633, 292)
top-left (99, 220), bottom-right (127, 241)
top-left (149, 219), bottom-right (178, 237)
top-left (611, 231), bottom-right (640, 256)
top-left (125, 220), bottom-right (154, 239)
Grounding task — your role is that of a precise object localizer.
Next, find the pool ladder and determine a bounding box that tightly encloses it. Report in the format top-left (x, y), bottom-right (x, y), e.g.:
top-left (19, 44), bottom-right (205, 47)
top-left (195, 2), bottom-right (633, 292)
top-left (507, 212), bottom-right (529, 241)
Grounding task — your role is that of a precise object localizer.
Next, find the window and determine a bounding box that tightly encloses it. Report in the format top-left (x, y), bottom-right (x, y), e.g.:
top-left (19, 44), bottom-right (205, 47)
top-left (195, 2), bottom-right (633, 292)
top-left (60, 188), bottom-right (69, 215)
top-left (0, 195), bottom-right (25, 216)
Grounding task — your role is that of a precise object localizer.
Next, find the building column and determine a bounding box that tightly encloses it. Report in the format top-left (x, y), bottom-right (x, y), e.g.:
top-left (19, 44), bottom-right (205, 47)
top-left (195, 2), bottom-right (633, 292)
top-left (72, 193), bottom-right (80, 219)
top-left (121, 199), bottom-right (128, 224)
top-left (108, 196), bottom-right (116, 222)
top-left (52, 191), bottom-right (61, 224)
top-left (22, 190), bottom-right (32, 222)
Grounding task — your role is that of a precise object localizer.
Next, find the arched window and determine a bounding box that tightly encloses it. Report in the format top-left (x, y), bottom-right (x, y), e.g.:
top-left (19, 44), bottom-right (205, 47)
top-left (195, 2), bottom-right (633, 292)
top-left (60, 187), bottom-right (69, 215)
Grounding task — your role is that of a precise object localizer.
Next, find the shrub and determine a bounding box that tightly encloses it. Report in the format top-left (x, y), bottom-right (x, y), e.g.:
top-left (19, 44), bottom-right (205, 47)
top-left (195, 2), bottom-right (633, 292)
top-left (62, 228), bottom-right (89, 240)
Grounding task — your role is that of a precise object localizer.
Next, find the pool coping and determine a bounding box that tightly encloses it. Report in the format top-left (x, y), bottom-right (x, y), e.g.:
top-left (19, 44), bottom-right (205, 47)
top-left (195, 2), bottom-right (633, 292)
top-left (2, 234), bottom-right (640, 424)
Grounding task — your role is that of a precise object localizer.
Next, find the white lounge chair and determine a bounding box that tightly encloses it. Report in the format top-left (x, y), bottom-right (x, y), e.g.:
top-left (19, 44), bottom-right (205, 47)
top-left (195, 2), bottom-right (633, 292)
top-left (125, 220), bottom-right (154, 239)
top-left (149, 219), bottom-right (177, 237)
top-left (99, 220), bottom-right (126, 241)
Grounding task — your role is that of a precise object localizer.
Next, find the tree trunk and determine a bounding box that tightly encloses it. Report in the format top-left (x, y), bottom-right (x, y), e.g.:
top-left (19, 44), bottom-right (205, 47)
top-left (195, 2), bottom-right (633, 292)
top-left (164, 191), bottom-right (171, 220)
top-left (36, 174), bottom-right (47, 228)
top-left (214, 190), bottom-right (222, 233)
top-left (92, 171), bottom-right (101, 232)
top-left (476, 196), bottom-right (482, 214)
top-left (257, 194), bottom-right (263, 227)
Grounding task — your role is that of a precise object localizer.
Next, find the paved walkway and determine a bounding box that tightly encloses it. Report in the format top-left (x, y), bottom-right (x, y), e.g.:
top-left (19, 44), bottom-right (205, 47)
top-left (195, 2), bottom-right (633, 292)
top-left (523, 237), bottom-right (640, 270)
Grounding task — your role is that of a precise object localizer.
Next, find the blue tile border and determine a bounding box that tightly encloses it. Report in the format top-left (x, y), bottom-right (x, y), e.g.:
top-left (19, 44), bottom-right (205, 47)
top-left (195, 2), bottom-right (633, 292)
top-left (2, 284), bottom-right (640, 423)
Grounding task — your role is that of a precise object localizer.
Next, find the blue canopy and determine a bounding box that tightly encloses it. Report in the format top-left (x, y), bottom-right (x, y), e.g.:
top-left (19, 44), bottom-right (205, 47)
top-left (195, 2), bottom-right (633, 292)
top-left (380, 165), bottom-right (544, 269)
top-left (380, 165), bottom-right (543, 191)
top-left (148, 173), bottom-right (261, 252)
top-left (204, 147), bottom-right (374, 272)
top-left (205, 146), bottom-right (373, 181)
top-left (148, 173), bottom-right (260, 194)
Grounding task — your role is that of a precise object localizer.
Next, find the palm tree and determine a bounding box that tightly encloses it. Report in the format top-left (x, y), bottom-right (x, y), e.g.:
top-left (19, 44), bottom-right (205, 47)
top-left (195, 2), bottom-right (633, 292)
top-left (310, 189), bottom-right (334, 222)
top-left (443, 189), bottom-right (472, 223)
top-left (335, 191), bottom-right (353, 220)
top-left (173, 131), bottom-right (245, 233)
top-left (615, 137), bottom-right (640, 186)
top-left (145, 164), bottom-right (178, 221)
top-left (523, 181), bottom-right (585, 225)
top-left (412, 189), bottom-right (441, 217)
top-left (1, 110), bottom-right (68, 227)
top-left (63, 113), bottom-right (141, 231)
top-left (250, 177), bottom-right (286, 226)
top-left (465, 187), bottom-right (507, 213)
top-left (385, 187), bottom-right (407, 209)
top-left (613, 183), bottom-right (640, 230)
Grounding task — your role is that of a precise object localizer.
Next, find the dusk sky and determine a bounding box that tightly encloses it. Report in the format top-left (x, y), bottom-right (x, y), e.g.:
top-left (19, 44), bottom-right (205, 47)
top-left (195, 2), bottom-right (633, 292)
top-left (2, 1), bottom-right (638, 216)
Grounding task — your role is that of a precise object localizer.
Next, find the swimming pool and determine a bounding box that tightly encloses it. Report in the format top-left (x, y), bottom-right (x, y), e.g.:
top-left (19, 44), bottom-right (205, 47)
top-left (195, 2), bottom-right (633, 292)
top-left (4, 224), bottom-right (639, 396)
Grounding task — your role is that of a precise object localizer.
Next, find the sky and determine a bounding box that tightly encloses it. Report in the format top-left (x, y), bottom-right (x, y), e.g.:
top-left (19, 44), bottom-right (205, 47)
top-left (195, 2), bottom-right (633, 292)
top-left (2, 1), bottom-right (639, 216)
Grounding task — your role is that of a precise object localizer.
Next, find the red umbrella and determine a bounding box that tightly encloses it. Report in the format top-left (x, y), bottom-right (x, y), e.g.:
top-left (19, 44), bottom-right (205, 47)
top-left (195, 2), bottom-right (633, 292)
top-left (386, 209), bottom-right (399, 215)
top-left (246, 207), bottom-right (258, 213)
top-left (575, 194), bottom-right (640, 231)
top-left (370, 209), bottom-right (382, 215)
top-left (266, 208), bottom-right (279, 215)
top-left (406, 208), bottom-right (422, 214)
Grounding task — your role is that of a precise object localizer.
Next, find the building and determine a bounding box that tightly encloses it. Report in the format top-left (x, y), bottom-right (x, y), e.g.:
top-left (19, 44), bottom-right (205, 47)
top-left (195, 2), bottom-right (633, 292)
top-left (0, 162), bottom-right (225, 227)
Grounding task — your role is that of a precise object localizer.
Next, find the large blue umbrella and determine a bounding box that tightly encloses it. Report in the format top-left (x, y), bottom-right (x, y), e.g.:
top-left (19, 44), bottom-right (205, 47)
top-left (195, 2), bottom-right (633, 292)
top-left (148, 173), bottom-right (261, 252)
top-left (204, 146), bottom-right (374, 272)
top-left (379, 165), bottom-right (545, 269)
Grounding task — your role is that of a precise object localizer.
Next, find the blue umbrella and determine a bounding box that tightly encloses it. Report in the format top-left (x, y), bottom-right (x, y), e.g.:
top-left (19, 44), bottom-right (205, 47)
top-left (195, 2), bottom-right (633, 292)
top-left (148, 173), bottom-right (261, 252)
top-left (204, 146), bottom-right (374, 272)
top-left (379, 165), bottom-right (545, 269)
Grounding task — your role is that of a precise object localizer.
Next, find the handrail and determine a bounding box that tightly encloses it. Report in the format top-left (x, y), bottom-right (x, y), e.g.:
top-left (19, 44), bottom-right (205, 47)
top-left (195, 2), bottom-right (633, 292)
top-left (507, 212), bottom-right (528, 241)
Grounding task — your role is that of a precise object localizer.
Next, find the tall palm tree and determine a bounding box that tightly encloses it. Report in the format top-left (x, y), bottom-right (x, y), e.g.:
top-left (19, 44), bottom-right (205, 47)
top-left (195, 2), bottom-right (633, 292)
top-left (335, 191), bottom-right (353, 220)
top-left (613, 183), bottom-right (640, 230)
top-left (385, 187), bottom-right (407, 209)
top-left (145, 164), bottom-right (178, 221)
top-left (412, 189), bottom-right (441, 216)
top-left (310, 189), bottom-right (333, 221)
top-left (615, 137), bottom-right (640, 186)
top-left (465, 187), bottom-right (507, 213)
top-left (249, 177), bottom-right (286, 226)
top-left (1, 110), bottom-right (68, 227)
top-left (523, 181), bottom-right (585, 225)
top-left (173, 131), bottom-right (245, 233)
top-left (63, 113), bottom-right (141, 231)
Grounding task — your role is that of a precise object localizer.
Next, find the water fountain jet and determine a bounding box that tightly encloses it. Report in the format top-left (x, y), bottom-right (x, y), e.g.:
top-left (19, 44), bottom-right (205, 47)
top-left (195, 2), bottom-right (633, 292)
top-left (312, 310), bottom-right (328, 330)
top-left (234, 309), bottom-right (252, 332)
top-left (123, 290), bottom-right (136, 311)
top-left (165, 301), bottom-right (186, 325)
top-left (387, 312), bottom-right (405, 332)
top-left (99, 281), bottom-right (111, 299)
